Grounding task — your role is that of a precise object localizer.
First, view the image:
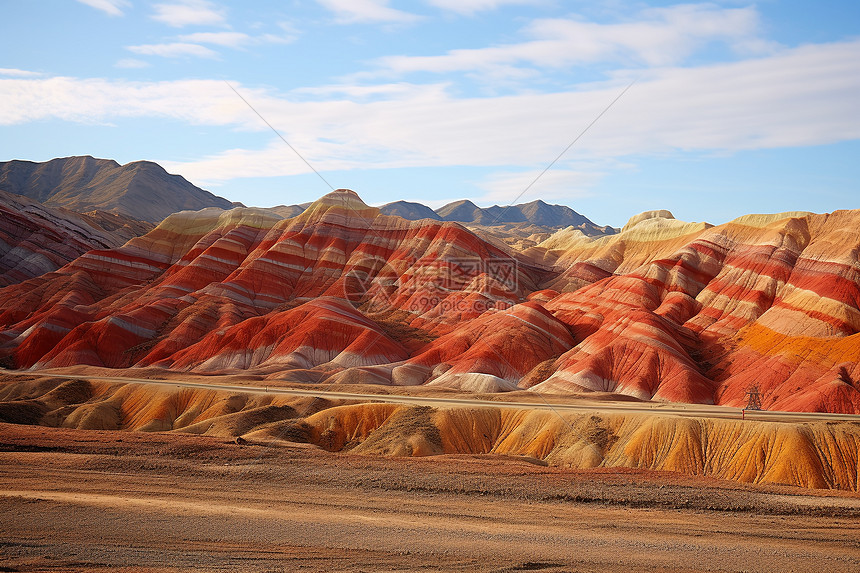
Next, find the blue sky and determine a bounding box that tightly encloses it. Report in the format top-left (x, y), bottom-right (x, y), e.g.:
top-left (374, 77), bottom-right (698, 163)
top-left (1, 0), bottom-right (859, 227)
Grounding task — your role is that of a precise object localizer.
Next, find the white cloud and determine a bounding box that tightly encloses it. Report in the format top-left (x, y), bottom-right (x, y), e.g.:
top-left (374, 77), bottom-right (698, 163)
top-left (0, 77), bottom-right (247, 126)
top-left (178, 31), bottom-right (250, 47)
top-left (368, 4), bottom-right (769, 78)
top-left (316, 0), bottom-right (419, 24)
top-left (0, 68), bottom-right (42, 77)
top-left (125, 26), bottom-right (296, 63)
top-left (127, 42), bottom-right (218, 58)
top-left (292, 82), bottom-right (437, 99)
top-left (115, 58), bottom-right (151, 69)
top-left (162, 142), bottom-right (328, 183)
top-left (259, 22), bottom-right (301, 45)
top-left (167, 41), bottom-right (860, 183)
top-left (426, 0), bottom-right (542, 15)
top-left (2, 40), bottom-right (859, 188)
top-left (176, 29), bottom-right (297, 48)
top-left (259, 32), bottom-right (298, 45)
top-left (152, 0), bottom-right (226, 27)
top-left (474, 169), bottom-right (602, 204)
top-left (76, 0), bottom-right (130, 16)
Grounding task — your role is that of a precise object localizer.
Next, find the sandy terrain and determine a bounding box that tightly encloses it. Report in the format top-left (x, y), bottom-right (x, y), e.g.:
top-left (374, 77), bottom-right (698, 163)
top-left (1, 422), bottom-right (859, 572)
top-left (3, 371), bottom-right (860, 493)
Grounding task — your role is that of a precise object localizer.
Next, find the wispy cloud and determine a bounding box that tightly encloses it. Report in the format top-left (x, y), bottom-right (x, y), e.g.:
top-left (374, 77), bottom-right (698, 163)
top-left (0, 68), bottom-right (42, 77)
top-left (127, 42), bottom-right (219, 58)
top-left (76, 0), bottom-right (130, 17)
top-left (259, 21), bottom-right (300, 45)
top-left (152, 0), bottom-right (226, 27)
top-left (366, 4), bottom-right (769, 79)
top-left (176, 28), bottom-right (297, 48)
top-left (292, 82), bottom-right (436, 100)
top-left (316, 0), bottom-right (420, 24)
top-left (128, 22), bottom-right (296, 61)
top-left (0, 77), bottom-right (250, 126)
top-left (178, 31), bottom-right (250, 47)
top-left (474, 169), bottom-right (602, 204)
top-left (167, 40), bottom-right (860, 183)
top-left (115, 58), bottom-right (151, 69)
top-left (426, 0), bottom-right (543, 15)
top-left (3, 40), bottom-right (859, 190)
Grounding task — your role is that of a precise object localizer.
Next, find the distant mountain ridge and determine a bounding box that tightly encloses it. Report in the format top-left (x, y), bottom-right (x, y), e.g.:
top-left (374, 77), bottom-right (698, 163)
top-left (272, 198), bottom-right (617, 236)
top-left (431, 199), bottom-right (606, 228)
top-left (377, 200), bottom-right (441, 221)
top-left (270, 202), bottom-right (312, 219)
top-left (0, 156), bottom-right (240, 223)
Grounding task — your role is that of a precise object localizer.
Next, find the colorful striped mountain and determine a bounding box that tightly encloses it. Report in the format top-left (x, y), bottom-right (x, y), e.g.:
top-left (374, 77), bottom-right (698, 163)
top-left (0, 189), bottom-right (857, 413)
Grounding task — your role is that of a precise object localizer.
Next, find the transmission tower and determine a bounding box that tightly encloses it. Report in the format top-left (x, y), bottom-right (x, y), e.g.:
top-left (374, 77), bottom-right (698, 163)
top-left (744, 384), bottom-right (763, 411)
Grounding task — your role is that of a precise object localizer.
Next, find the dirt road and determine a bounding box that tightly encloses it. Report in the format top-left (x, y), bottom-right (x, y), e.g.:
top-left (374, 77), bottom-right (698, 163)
top-left (5, 369), bottom-right (859, 423)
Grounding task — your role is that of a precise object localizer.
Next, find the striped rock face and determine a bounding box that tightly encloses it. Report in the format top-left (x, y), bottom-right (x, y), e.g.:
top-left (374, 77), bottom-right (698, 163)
top-left (0, 190), bottom-right (542, 374)
top-left (0, 190), bottom-right (152, 287)
top-left (0, 191), bottom-right (858, 413)
top-left (533, 210), bottom-right (860, 412)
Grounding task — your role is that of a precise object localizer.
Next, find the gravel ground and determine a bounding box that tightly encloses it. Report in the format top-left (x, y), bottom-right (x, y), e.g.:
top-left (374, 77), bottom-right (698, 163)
top-left (1, 422), bottom-right (859, 572)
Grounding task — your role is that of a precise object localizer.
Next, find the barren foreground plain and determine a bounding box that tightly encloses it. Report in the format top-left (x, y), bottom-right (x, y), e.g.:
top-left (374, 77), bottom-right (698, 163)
top-left (2, 371), bottom-right (860, 572)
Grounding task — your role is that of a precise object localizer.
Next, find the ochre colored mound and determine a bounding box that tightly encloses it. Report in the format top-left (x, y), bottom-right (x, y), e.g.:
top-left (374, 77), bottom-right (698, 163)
top-left (2, 377), bottom-right (858, 492)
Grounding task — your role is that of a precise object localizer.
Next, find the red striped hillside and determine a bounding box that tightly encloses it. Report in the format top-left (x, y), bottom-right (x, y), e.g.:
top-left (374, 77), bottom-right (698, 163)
top-left (0, 191), bottom-right (858, 413)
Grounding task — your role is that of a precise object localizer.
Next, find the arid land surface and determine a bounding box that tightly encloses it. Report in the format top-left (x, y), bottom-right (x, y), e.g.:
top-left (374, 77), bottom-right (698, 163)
top-left (2, 372), bottom-right (860, 572)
